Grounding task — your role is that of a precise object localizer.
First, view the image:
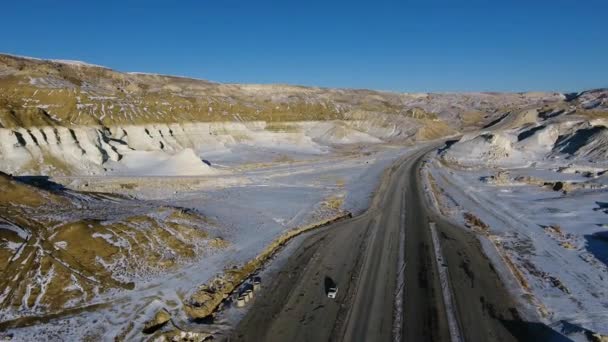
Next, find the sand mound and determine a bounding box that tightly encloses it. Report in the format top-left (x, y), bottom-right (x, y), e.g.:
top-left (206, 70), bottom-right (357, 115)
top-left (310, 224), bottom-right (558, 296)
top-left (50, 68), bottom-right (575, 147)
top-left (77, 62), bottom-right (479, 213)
top-left (441, 133), bottom-right (520, 166)
top-left (515, 124), bottom-right (560, 153)
top-left (304, 122), bottom-right (382, 145)
top-left (116, 148), bottom-right (216, 176)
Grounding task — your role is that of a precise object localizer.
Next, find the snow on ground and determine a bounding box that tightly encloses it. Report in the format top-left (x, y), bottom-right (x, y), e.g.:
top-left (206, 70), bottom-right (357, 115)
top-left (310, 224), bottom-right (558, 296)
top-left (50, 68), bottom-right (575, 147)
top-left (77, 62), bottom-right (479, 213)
top-left (441, 114), bottom-right (608, 168)
top-left (426, 101), bottom-right (608, 339)
top-left (212, 222), bottom-right (312, 327)
top-left (423, 157), bottom-right (608, 338)
top-left (3, 143), bottom-right (412, 341)
top-left (49, 59), bottom-right (107, 69)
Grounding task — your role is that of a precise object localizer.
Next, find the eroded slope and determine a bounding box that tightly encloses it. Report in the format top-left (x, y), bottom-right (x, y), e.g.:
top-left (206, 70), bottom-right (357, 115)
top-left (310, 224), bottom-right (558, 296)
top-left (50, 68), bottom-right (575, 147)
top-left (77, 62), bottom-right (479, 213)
top-left (0, 53), bottom-right (566, 176)
top-left (0, 172), bottom-right (226, 322)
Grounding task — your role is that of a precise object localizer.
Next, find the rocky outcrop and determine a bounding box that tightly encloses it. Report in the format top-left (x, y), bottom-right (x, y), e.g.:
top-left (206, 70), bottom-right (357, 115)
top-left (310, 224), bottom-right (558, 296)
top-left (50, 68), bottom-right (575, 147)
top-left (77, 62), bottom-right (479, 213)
top-left (441, 119), bottom-right (608, 167)
top-left (0, 53), bottom-right (573, 177)
top-left (0, 121), bottom-right (387, 175)
top-left (143, 309), bottom-right (171, 334)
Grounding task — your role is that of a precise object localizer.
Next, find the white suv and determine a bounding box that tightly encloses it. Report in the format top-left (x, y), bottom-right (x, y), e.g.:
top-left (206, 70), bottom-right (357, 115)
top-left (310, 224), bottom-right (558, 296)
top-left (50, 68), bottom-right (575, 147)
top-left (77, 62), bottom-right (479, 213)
top-left (327, 287), bottom-right (338, 299)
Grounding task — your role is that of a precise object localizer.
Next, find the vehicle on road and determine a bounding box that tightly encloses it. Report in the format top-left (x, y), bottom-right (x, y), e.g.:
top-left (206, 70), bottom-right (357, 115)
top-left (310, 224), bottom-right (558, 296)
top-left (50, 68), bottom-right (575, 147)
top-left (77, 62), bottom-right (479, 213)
top-left (327, 287), bottom-right (338, 299)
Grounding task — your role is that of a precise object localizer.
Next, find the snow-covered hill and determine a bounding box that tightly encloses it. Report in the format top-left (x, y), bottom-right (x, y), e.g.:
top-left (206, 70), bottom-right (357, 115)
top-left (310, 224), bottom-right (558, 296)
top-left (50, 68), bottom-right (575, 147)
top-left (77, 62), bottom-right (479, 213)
top-left (441, 90), bottom-right (608, 168)
top-left (0, 53), bottom-right (584, 176)
top-left (428, 89), bottom-right (608, 339)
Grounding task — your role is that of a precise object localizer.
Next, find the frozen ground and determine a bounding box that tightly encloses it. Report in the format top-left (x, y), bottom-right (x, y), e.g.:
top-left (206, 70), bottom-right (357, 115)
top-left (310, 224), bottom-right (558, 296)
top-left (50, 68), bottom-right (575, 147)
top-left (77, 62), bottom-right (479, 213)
top-left (420, 94), bottom-right (608, 340)
top-left (2, 142), bottom-right (412, 341)
top-left (2, 54), bottom-right (606, 341)
top-left (211, 222), bottom-right (311, 328)
top-left (423, 157), bottom-right (608, 339)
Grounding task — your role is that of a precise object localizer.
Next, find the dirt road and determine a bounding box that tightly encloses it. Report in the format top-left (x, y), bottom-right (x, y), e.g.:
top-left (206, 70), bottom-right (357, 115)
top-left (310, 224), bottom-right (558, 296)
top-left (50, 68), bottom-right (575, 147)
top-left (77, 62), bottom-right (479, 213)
top-left (231, 146), bottom-right (564, 341)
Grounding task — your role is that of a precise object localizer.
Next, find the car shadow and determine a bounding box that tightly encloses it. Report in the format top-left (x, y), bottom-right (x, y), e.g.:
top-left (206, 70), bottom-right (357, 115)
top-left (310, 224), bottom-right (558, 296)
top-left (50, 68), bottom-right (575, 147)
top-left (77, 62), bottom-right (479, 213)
top-left (324, 276), bottom-right (336, 295)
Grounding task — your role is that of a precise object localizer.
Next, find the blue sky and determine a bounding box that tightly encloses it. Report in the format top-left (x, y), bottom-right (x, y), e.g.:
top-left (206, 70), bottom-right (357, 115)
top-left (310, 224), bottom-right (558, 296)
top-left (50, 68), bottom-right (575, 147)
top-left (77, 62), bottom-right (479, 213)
top-left (2, 0), bottom-right (607, 92)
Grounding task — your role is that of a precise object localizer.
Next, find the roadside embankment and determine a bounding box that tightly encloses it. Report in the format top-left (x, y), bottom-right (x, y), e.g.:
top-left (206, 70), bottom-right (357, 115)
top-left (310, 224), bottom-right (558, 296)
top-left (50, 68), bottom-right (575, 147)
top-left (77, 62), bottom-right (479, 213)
top-left (183, 212), bottom-right (353, 320)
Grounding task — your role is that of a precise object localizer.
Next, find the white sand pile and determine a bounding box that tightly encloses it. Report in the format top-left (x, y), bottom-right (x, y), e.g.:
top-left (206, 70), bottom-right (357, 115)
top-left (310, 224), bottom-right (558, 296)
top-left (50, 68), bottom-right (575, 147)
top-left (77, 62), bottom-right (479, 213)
top-left (244, 131), bottom-right (324, 154)
top-left (303, 122), bottom-right (382, 145)
top-left (442, 132), bottom-right (521, 166)
top-left (515, 124), bottom-right (560, 155)
top-left (114, 148), bottom-right (215, 176)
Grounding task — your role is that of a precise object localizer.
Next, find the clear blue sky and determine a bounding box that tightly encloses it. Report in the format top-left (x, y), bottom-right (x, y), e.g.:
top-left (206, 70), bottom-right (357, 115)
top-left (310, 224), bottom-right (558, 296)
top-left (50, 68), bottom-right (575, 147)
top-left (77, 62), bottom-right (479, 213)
top-left (2, 0), bottom-right (607, 92)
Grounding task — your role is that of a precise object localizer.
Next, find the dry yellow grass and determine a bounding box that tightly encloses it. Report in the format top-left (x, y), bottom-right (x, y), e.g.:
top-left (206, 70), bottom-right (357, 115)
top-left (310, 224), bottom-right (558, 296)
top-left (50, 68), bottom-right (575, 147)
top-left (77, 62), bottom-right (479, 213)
top-left (0, 172), bottom-right (225, 314)
top-left (0, 171), bottom-right (67, 206)
top-left (323, 195), bottom-right (344, 210)
top-left (460, 110), bottom-right (486, 126)
top-left (414, 118), bottom-right (456, 140)
top-left (264, 122), bottom-right (299, 132)
top-left (0, 69), bottom-right (344, 128)
top-left (463, 212), bottom-right (490, 233)
top-left (577, 110), bottom-right (608, 119)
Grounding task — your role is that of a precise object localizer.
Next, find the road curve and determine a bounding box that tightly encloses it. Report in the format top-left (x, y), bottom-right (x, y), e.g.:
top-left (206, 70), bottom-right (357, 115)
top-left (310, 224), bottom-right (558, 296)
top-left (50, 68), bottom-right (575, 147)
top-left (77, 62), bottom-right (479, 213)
top-left (231, 145), bottom-right (558, 342)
